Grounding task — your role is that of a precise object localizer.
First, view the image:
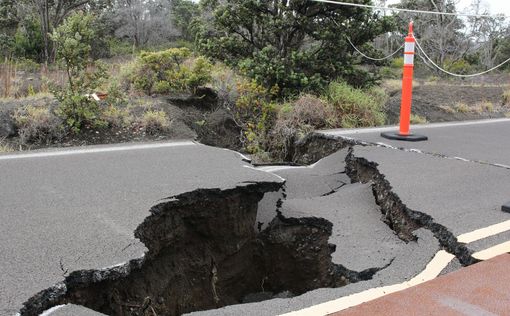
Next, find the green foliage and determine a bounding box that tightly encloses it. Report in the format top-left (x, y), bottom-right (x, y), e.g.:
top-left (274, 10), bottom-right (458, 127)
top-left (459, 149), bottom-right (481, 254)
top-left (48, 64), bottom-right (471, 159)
top-left (54, 92), bottom-right (106, 133)
top-left (197, 0), bottom-right (395, 97)
top-left (102, 105), bottom-right (133, 128)
top-left (13, 18), bottom-right (44, 61)
top-left (444, 59), bottom-right (472, 74)
top-left (51, 12), bottom-right (97, 92)
top-left (171, 0), bottom-right (200, 41)
top-left (233, 79), bottom-right (279, 155)
top-left (12, 105), bottom-right (63, 144)
top-left (51, 12), bottom-right (108, 132)
top-left (125, 48), bottom-right (212, 94)
top-left (324, 81), bottom-right (386, 128)
top-left (268, 95), bottom-right (335, 160)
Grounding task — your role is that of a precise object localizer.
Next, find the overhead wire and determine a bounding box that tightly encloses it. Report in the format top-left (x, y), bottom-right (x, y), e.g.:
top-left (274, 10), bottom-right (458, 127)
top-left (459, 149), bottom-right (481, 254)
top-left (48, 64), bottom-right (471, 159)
top-left (312, 0), bottom-right (510, 19)
top-left (414, 37), bottom-right (510, 77)
top-left (347, 37), bottom-right (404, 61)
top-left (321, 0), bottom-right (510, 76)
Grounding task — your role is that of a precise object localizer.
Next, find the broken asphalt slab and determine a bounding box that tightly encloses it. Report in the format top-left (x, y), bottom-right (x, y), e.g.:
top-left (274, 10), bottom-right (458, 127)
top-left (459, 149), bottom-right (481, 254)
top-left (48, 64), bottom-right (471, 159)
top-left (0, 141), bottom-right (283, 315)
top-left (259, 149), bottom-right (350, 199)
top-left (280, 183), bottom-right (407, 271)
top-left (349, 145), bottom-right (510, 238)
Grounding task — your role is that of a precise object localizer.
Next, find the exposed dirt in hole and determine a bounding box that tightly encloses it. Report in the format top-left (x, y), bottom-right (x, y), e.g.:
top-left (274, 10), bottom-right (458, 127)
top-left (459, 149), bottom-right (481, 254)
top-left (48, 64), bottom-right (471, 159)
top-left (20, 180), bottom-right (386, 316)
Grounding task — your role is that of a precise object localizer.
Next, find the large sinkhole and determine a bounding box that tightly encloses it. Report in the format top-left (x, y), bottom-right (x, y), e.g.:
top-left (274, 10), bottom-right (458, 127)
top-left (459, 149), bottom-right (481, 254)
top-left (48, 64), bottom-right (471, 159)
top-left (21, 179), bottom-right (381, 316)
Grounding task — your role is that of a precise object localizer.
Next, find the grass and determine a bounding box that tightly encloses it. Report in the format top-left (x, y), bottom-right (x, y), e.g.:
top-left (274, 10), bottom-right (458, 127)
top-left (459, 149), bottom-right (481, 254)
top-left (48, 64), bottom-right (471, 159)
top-left (0, 140), bottom-right (13, 153)
top-left (454, 102), bottom-right (470, 113)
top-left (12, 105), bottom-right (63, 144)
top-left (325, 81), bottom-right (386, 128)
top-left (439, 105), bottom-right (456, 114)
top-left (503, 90), bottom-right (510, 104)
top-left (410, 114), bottom-right (428, 124)
top-left (139, 110), bottom-right (170, 134)
top-left (473, 101), bottom-right (495, 113)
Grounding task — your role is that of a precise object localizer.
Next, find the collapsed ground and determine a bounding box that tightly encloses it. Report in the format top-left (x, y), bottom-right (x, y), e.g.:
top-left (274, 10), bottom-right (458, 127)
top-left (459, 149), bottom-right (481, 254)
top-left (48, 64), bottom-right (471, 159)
top-left (18, 131), bottom-right (510, 316)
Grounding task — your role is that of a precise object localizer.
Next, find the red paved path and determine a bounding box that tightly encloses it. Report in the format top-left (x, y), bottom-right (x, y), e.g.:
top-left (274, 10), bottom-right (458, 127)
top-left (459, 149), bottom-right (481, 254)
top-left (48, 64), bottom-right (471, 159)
top-left (330, 254), bottom-right (510, 316)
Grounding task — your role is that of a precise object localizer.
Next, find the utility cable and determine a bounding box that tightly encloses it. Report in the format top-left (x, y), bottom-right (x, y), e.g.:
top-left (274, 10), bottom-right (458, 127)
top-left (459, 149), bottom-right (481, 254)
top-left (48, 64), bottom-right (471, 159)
top-left (312, 0), bottom-right (509, 19)
top-left (347, 37), bottom-right (404, 61)
top-left (414, 37), bottom-right (510, 77)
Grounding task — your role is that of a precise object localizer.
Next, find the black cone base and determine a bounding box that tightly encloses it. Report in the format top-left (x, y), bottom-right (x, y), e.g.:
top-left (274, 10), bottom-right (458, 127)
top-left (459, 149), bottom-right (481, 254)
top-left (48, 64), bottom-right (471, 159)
top-left (502, 202), bottom-right (510, 213)
top-left (381, 132), bottom-right (428, 142)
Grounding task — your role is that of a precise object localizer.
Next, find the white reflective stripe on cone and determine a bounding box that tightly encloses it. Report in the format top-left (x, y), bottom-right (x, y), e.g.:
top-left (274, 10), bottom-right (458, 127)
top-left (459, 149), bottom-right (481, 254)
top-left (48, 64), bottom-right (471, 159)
top-left (404, 53), bottom-right (414, 65)
top-left (404, 42), bottom-right (415, 53)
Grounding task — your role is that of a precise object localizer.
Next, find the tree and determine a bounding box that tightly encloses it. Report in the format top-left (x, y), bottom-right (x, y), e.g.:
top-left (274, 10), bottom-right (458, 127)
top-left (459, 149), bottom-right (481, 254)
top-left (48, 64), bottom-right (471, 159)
top-left (395, 0), bottom-right (467, 68)
top-left (196, 0), bottom-right (395, 97)
top-left (51, 12), bottom-right (107, 132)
top-left (171, 0), bottom-right (199, 41)
top-left (113, 0), bottom-right (178, 49)
top-left (20, 0), bottom-right (111, 63)
top-left (0, 0), bottom-right (18, 56)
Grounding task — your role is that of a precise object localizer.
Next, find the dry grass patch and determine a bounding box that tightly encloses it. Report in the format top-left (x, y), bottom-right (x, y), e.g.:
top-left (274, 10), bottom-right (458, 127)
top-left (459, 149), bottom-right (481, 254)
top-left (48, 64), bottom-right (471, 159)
top-left (410, 114), bottom-right (428, 124)
top-left (138, 110), bottom-right (170, 135)
top-left (12, 105), bottom-right (63, 144)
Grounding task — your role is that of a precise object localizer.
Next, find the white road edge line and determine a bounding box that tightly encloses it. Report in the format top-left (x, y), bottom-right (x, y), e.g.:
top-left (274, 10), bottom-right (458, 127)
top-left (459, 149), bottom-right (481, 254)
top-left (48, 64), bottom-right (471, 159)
top-left (0, 141), bottom-right (196, 160)
top-left (319, 118), bottom-right (510, 136)
top-left (281, 219), bottom-right (510, 316)
top-left (473, 241), bottom-right (510, 260)
top-left (457, 220), bottom-right (510, 244)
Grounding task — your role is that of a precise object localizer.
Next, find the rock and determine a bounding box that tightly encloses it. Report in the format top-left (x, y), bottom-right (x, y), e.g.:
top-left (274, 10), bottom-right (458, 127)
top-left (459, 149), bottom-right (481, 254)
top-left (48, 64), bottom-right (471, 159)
top-left (0, 111), bottom-right (16, 138)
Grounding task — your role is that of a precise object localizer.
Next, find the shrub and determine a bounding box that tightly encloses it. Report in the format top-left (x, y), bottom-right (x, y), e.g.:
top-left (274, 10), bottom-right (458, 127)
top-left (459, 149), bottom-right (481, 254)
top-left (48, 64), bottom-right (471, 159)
top-left (51, 12), bottom-right (107, 133)
top-left (325, 81), bottom-right (386, 128)
top-left (102, 106), bottom-right (133, 128)
top-left (233, 80), bottom-right (279, 156)
top-left (444, 59), bottom-right (472, 75)
top-left (125, 48), bottom-right (212, 94)
top-left (13, 105), bottom-right (63, 144)
top-left (210, 63), bottom-right (241, 108)
top-left (268, 95), bottom-right (335, 160)
top-left (0, 139), bottom-right (13, 152)
top-left (502, 90), bottom-right (510, 104)
top-left (474, 101), bottom-right (494, 113)
top-left (139, 110), bottom-right (170, 135)
top-left (454, 102), bottom-right (470, 113)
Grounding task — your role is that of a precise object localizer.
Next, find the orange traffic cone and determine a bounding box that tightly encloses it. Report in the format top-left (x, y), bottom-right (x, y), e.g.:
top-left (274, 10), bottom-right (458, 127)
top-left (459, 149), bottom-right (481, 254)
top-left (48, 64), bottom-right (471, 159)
top-left (381, 22), bottom-right (428, 142)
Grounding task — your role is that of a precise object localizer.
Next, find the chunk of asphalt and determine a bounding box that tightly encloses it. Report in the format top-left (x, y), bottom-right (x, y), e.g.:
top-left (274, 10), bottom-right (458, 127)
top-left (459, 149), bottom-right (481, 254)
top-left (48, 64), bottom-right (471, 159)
top-left (0, 144), bottom-right (283, 315)
top-left (348, 145), bottom-right (510, 259)
top-left (187, 229), bottom-right (439, 316)
top-left (502, 202), bottom-right (510, 213)
top-left (256, 190), bottom-right (285, 231)
top-left (41, 304), bottom-right (106, 316)
top-left (269, 149), bottom-right (351, 199)
top-left (280, 183), bottom-right (407, 271)
top-left (439, 258), bottom-right (462, 276)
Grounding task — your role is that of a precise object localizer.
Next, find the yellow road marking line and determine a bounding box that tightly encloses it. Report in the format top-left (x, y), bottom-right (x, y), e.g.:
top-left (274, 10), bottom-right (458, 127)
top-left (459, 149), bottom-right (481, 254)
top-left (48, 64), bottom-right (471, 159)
top-left (280, 251), bottom-right (454, 316)
top-left (281, 219), bottom-right (510, 316)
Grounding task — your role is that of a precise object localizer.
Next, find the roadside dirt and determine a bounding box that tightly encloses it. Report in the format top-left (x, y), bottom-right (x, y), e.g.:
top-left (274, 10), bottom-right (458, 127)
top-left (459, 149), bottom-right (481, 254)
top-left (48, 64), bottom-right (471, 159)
top-left (0, 92), bottom-right (242, 152)
top-left (385, 80), bottom-right (510, 124)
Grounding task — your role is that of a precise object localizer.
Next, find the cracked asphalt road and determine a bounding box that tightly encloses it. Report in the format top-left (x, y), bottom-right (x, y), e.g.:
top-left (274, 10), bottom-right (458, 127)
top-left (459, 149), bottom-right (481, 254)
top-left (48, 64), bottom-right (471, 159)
top-left (0, 142), bottom-right (282, 316)
top-left (5, 118), bottom-right (510, 316)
